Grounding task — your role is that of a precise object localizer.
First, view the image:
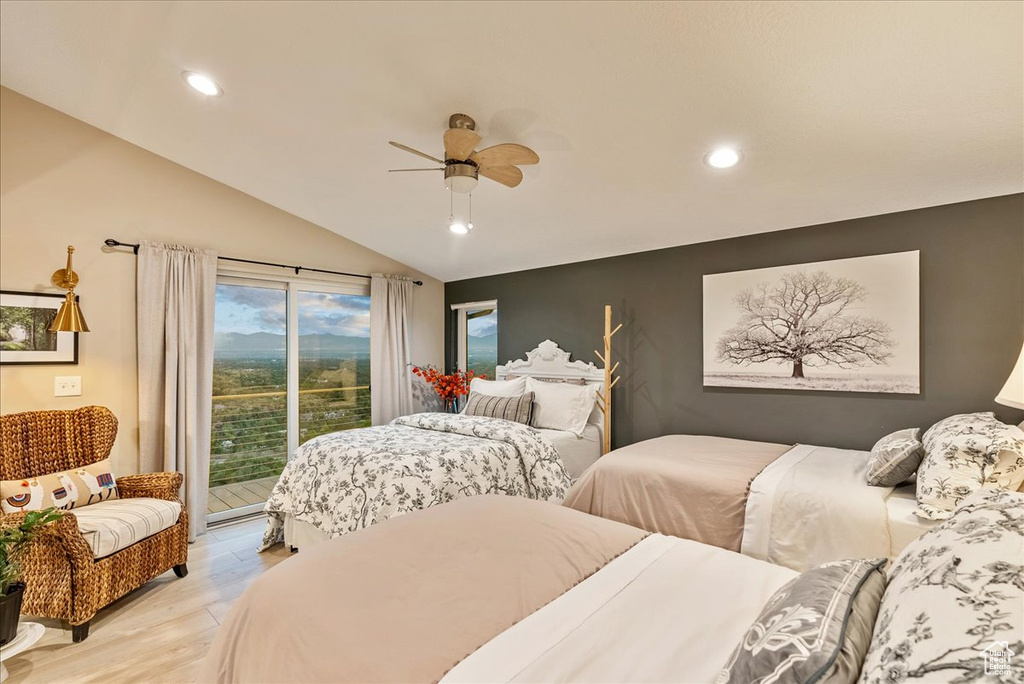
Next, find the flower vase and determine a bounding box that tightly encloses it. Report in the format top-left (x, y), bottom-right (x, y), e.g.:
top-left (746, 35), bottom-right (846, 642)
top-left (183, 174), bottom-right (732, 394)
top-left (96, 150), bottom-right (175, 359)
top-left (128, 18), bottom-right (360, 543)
top-left (443, 398), bottom-right (459, 414)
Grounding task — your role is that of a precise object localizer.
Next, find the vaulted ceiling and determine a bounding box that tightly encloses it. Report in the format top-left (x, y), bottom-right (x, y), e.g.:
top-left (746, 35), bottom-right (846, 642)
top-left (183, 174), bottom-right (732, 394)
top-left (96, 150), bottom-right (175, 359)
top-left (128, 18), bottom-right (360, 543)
top-left (2, 1), bottom-right (1021, 281)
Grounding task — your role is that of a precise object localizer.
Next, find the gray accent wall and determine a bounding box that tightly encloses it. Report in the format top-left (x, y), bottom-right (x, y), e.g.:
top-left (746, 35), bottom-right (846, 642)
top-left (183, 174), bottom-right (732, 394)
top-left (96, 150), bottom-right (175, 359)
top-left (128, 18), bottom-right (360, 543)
top-left (445, 194), bottom-right (1024, 450)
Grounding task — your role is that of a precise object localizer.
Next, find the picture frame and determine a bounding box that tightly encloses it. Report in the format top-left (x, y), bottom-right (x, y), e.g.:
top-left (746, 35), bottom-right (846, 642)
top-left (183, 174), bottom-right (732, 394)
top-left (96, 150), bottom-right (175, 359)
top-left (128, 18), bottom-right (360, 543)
top-left (0, 290), bottom-right (80, 365)
top-left (703, 251), bottom-right (920, 394)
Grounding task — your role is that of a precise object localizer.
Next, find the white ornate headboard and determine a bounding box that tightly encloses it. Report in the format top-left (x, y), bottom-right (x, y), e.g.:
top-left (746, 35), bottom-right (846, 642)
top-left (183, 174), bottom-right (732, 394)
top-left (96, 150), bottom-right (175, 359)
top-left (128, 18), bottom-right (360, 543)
top-left (496, 340), bottom-right (606, 436)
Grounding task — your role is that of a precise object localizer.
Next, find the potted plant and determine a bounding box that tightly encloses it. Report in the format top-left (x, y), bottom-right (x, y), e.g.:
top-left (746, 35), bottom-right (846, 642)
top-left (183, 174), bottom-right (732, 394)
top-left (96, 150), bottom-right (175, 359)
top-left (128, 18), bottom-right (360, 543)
top-left (1, 508), bottom-right (63, 645)
top-left (411, 365), bottom-right (483, 413)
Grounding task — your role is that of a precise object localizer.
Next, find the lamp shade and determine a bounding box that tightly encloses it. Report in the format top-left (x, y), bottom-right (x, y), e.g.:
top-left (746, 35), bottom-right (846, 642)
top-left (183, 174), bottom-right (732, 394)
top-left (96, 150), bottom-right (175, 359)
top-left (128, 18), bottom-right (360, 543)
top-left (48, 291), bottom-right (89, 333)
top-left (995, 342), bottom-right (1024, 410)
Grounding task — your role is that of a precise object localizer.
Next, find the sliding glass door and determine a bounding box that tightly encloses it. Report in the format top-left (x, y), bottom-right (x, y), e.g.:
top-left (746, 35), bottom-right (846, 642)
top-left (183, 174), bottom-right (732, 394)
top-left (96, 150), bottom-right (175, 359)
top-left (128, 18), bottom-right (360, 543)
top-left (209, 281), bottom-right (288, 521)
top-left (209, 277), bottom-right (370, 523)
top-left (297, 291), bottom-right (372, 443)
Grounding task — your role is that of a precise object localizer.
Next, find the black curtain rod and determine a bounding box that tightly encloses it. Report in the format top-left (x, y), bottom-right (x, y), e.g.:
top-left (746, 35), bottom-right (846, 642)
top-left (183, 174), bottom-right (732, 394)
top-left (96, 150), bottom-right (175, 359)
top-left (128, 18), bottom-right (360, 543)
top-left (103, 239), bottom-right (423, 286)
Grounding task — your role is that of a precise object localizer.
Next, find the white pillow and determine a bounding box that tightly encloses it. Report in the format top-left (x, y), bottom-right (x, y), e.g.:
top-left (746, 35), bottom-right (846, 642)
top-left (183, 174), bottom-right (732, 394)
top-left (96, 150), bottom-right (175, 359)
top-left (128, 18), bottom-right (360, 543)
top-left (526, 377), bottom-right (598, 437)
top-left (461, 377), bottom-right (528, 414)
top-left (468, 376), bottom-right (527, 397)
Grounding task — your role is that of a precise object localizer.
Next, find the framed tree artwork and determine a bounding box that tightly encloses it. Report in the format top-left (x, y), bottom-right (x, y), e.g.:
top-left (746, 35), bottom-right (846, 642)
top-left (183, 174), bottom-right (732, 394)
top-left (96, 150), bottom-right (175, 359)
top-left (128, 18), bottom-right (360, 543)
top-left (703, 251), bottom-right (920, 394)
top-left (0, 290), bottom-right (79, 365)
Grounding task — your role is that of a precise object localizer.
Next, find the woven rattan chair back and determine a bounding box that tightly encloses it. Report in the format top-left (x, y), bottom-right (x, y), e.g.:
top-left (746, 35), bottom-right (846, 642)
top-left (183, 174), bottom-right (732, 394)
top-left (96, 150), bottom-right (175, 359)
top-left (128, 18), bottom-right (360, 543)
top-left (0, 406), bottom-right (118, 480)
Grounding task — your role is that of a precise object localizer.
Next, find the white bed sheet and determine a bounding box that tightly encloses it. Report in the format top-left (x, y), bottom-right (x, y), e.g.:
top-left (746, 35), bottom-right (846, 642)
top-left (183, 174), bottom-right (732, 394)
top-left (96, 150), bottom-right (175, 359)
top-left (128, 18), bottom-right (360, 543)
top-left (538, 424), bottom-right (602, 480)
top-left (742, 444), bottom-right (893, 571)
top-left (887, 484), bottom-right (938, 555)
top-left (443, 534), bottom-right (796, 684)
top-left (742, 446), bottom-right (940, 571)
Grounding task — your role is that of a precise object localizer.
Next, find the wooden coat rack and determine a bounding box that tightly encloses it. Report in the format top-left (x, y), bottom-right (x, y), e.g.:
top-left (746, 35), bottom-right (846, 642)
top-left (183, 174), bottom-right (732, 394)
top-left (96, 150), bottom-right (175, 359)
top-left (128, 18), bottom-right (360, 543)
top-left (594, 305), bottom-right (621, 455)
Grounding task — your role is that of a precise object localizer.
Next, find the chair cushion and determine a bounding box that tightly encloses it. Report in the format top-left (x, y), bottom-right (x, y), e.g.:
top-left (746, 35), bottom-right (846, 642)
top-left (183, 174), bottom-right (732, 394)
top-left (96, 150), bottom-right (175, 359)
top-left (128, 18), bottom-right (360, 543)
top-left (0, 457), bottom-right (119, 513)
top-left (73, 497), bottom-right (182, 559)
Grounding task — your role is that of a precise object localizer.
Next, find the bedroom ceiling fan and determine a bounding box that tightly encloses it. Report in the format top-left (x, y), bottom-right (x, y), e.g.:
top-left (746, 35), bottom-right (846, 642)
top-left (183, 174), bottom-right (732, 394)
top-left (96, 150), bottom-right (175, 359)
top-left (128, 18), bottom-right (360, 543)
top-left (389, 113), bottom-right (540, 192)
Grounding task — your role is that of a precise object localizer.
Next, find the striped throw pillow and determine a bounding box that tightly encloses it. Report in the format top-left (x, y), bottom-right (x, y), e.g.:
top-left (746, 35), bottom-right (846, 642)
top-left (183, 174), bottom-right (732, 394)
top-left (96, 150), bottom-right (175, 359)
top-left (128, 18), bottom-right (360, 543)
top-left (464, 391), bottom-right (534, 425)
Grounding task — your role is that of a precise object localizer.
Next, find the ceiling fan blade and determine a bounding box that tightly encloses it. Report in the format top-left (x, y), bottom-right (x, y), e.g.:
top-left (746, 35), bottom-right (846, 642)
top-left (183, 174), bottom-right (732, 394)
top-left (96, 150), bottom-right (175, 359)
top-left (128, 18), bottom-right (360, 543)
top-left (444, 128), bottom-right (482, 160)
top-left (471, 143), bottom-right (539, 169)
top-left (389, 141), bottom-right (444, 165)
top-left (388, 168), bottom-right (444, 172)
top-left (479, 165), bottom-right (523, 188)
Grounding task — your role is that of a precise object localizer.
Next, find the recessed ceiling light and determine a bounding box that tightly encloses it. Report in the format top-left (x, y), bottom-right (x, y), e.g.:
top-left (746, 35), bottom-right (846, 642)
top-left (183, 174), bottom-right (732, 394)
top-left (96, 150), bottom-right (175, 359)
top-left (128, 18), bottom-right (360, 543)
top-left (182, 71), bottom-right (222, 97)
top-left (448, 221), bottom-right (470, 235)
top-left (704, 147), bottom-right (742, 169)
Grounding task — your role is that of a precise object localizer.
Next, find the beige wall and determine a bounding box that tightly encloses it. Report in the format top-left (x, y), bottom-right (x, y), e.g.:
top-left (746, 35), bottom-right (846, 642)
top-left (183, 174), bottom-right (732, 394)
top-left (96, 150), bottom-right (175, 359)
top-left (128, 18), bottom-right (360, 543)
top-left (0, 87), bottom-right (444, 475)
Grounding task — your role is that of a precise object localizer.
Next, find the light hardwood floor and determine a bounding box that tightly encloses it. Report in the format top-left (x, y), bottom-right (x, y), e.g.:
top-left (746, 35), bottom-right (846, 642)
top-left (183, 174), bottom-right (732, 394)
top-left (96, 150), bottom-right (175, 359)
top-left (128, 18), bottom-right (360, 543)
top-left (3, 517), bottom-right (290, 684)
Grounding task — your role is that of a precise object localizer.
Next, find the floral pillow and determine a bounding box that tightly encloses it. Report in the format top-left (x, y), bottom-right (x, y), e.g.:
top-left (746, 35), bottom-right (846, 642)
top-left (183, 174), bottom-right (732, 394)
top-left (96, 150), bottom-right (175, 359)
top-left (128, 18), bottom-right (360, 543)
top-left (915, 413), bottom-right (1024, 520)
top-left (866, 428), bottom-right (924, 487)
top-left (0, 458), bottom-right (119, 513)
top-left (859, 488), bottom-right (1024, 684)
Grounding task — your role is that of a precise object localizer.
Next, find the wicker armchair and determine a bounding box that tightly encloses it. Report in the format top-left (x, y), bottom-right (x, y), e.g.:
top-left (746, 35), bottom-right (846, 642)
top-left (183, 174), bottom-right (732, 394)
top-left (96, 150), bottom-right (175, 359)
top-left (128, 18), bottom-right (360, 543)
top-left (0, 406), bottom-right (188, 642)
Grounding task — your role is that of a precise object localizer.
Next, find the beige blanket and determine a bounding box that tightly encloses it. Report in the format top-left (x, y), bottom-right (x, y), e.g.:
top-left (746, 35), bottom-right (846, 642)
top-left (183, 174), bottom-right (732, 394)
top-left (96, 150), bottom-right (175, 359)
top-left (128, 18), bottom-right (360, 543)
top-left (563, 435), bottom-right (791, 551)
top-left (200, 496), bottom-right (647, 684)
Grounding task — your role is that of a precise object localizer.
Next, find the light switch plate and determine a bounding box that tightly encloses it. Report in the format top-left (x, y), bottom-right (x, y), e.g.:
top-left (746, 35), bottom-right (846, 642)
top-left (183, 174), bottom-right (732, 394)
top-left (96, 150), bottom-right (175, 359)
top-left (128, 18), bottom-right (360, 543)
top-left (54, 376), bottom-right (82, 397)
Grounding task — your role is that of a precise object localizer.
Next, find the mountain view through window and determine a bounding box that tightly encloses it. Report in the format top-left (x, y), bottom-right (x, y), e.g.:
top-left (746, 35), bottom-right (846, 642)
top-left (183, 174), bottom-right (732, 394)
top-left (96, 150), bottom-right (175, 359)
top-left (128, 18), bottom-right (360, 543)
top-left (208, 281), bottom-right (370, 520)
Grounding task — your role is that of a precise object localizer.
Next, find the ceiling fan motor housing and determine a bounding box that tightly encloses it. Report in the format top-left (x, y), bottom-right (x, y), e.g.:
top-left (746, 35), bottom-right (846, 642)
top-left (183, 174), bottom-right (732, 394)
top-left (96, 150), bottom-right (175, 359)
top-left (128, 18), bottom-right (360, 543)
top-left (445, 163), bottom-right (478, 193)
top-left (448, 113), bottom-right (476, 131)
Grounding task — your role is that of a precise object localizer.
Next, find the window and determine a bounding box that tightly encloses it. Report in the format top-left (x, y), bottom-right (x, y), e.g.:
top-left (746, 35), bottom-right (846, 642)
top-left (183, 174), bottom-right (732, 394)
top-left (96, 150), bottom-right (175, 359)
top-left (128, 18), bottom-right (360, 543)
top-left (452, 300), bottom-right (497, 380)
top-left (209, 275), bottom-right (370, 523)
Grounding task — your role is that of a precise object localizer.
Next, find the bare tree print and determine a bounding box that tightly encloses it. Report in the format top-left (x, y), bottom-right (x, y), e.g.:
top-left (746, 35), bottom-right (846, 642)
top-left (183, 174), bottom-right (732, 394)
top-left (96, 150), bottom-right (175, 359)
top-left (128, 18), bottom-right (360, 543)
top-left (715, 271), bottom-right (895, 378)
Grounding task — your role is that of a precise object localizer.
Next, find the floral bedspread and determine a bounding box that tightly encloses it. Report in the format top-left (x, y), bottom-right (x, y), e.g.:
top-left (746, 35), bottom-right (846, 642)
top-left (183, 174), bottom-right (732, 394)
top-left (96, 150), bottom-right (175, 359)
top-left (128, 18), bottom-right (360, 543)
top-left (259, 413), bottom-right (570, 550)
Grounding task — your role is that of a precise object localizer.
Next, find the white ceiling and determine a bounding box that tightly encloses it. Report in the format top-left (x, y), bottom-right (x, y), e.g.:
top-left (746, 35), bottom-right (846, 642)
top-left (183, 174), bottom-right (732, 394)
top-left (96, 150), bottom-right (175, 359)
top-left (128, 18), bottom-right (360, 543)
top-left (2, 1), bottom-right (1021, 282)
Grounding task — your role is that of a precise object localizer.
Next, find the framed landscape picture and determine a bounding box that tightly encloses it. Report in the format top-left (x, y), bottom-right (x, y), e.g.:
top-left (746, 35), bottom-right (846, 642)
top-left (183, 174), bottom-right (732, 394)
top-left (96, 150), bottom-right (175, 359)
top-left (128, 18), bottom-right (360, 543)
top-left (0, 290), bottom-right (79, 365)
top-left (703, 251), bottom-right (920, 394)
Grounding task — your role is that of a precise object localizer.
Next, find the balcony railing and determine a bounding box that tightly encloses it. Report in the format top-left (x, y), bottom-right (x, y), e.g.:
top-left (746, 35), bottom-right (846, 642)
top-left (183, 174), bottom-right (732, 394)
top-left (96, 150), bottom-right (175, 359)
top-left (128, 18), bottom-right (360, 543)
top-left (208, 386), bottom-right (370, 515)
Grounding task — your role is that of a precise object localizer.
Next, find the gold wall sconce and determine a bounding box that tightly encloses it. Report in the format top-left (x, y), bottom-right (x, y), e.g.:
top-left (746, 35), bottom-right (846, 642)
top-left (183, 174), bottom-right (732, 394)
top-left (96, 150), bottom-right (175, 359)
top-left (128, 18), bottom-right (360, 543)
top-left (48, 245), bottom-right (89, 333)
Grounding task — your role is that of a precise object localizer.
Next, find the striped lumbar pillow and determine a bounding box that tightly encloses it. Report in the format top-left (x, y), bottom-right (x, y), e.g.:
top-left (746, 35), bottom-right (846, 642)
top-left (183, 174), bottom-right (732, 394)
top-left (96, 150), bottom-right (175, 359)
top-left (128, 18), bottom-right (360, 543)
top-left (464, 391), bottom-right (534, 425)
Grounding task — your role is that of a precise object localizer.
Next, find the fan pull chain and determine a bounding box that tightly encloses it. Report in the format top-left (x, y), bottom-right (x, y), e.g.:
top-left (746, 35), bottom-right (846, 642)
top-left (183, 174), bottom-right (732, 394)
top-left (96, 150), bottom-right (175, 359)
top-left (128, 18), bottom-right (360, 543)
top-left (468, 193), bottom-right (473, 230)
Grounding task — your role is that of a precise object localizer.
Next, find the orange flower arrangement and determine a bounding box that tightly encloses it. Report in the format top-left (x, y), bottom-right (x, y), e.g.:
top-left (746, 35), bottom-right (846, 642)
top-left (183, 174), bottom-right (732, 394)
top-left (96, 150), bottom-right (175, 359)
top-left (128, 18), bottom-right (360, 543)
top-left (411, 365), bottom-right (484, 411)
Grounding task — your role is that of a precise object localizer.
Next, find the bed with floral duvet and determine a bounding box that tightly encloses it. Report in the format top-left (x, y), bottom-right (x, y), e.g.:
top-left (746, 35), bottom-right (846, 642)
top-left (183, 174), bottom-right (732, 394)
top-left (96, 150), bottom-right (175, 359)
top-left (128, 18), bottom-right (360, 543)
top-left (259, 412), bottom-right (571, 550)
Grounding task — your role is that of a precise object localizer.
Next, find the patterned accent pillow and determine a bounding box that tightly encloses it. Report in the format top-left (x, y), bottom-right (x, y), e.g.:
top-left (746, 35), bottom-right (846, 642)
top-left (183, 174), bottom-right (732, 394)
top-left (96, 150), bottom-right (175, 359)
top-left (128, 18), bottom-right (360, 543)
top-left (915, 413), bottom-right (1024, 520)
top-left (717, 558), bottom-right (888, 684)
top-left (866, 429), bottom-right (924, 487)
top-left (464, 391), bottom-right (534, 425)
top-left (859, 488), bottom-right (1024, 684)
top-left (0, 457), bottom-right (119, 513)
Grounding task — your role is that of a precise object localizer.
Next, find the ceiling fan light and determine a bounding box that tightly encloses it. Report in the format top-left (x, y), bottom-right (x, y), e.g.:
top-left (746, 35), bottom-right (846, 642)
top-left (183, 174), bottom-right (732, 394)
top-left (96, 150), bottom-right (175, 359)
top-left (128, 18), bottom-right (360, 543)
top-left (444, 163), bottom-right (479, 194)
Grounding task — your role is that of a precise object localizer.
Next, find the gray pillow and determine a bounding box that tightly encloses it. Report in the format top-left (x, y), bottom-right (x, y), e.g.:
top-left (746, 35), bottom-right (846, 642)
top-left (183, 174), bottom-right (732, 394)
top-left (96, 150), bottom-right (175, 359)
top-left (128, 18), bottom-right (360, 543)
top-left (463, 391), bottom-right (534, 425)
top-left (866, 428), bottom-right (924, 487)
top-left (717, 558), bottom-right (887, 684)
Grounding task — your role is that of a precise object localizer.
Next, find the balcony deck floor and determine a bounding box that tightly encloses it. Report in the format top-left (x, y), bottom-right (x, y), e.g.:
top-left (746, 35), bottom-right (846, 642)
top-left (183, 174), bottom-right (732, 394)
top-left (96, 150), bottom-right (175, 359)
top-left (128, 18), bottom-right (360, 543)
top-left (207, 475), bottom-right (279, 514)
